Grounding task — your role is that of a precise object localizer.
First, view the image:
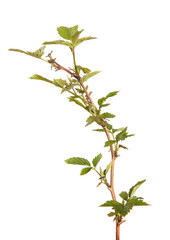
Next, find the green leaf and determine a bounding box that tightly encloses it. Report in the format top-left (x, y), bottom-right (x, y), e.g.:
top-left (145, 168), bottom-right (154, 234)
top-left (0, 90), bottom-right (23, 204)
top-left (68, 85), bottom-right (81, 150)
top-left (100, 200), bottom-right (121, 207)
top-left (65, 157), bottom-right (91, 166)
top-left (29, 74), bottom-right (53, 84)
top-left (88, 104), bottom-right (96, 114)
top-left (92, 129), bottom-right (105, 132)
top-left (80, 167), bottom-right (92, 175)
top-left (98, 91), bottom-right (119, 107)
top-left (115, 204), bottom-right (132, 217)
top-left (116, 127), bottom-right (134, 141)
top-left (75, 88), bottom-right (85, 94)
top-left (105, 162), bottom-right (111, 174)
top-left (98, 97), bottom-right (106, 106)
top-left (126, 199), bottom-right (149, 206)
top-left (130, 196), bottom-right (144, 200)
top-left (9, 48), bottom-right (27, 54)
top-left (68, 97), bottom-right (86, 109)
top-left (127, 134), bottom-right (135, 138)
top-left (100, 201), bottom-right (129, 216)
top-left (85, 116), bottom-right (95, 127)
top-left (27, 46), bottom-right (46, 58)
top-left (57, 25), bottom-right (78, 40)
top-left (104, 121), bottom-right (112, 130)
top-left (100, 197), bottom-right (148, 218)
top-left (100, 112), bottom-right (116, 119)
top-left (119, 144), bottom-right (128, 150)
top-left (100, 103), bottom-right (110, 108)
top-left (53, 79), bottom-right (66, 88)
top-left (77, 65), bottom-right (91, 74)
top-left (99, 167), bottom-right (104, 177)
top-left (97, 182), bottom-right (102, 187)
top-left (119, 191), bottom-right (128, 200)
top-left (116, 127), bottom-right (127, 141)
top-left (71, 29), bottom-right (84, 45)
top-left (9, 46), bottom-right (46, 59)
top-left (107, 212), bottom-right (116, 217)
top-left (92, 153), bottom-right (102, 167)
top-left (129, 180), bottom-right (146, 198)
top-left (104, 140), bottom-right (116, 147)
top-left (81, 71), bottom-right (101, 83)
top-left (122, 203), bottom-right (134, 216)
top-left (43, 40), bottom-right (73, 49)
top-left (121, 199), bottom-right (149, 216)
top-left (85, 115), bottom-right (100, 127)
top-left (106, 91), bottom-right (119, 99)
top-left (112, 128), bottom-right (125, 134)
top-left (75, 36), bottom-right (96, 47)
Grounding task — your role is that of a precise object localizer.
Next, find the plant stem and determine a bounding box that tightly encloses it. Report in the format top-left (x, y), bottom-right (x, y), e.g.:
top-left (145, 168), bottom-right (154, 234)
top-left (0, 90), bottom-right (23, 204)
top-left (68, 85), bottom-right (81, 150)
top-left (71, 49), bottom-right (97, 108)
top-left (93, 168), bottom-right (101, 176)
top-left (72, 48), bottom-right (78, 76)
top-left (102, 125), bottom-right (116, 200)
top-left (49, 56), bottom-right (116, 198)
top-left (75, 77), bottom-right (117, 200)
top-left (116, 221), bottom-right (120, 240)
top-left (47, 53), bottom-right (118, 236)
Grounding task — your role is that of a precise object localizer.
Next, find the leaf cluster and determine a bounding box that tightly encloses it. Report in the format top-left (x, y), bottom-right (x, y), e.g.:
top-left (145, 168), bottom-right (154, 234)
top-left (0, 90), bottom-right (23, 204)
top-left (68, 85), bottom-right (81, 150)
top-left (9, 46), bottom-right (46, 60)
top-left (43, 25), bottom-right (96, 52)
top-left (9, 26), bottom-right (100, 115)
top-left (29, 73), bottom-right (95, 113)
top-left (98, 91), bottom-right (119, 108)
top-left (65, 154), bottom-right (111, 187)
top-left (84, 91), bottom-right (118, 128)
top-left (65, 154), bottom-right (101, 175)
top-left (87, 91), bottom-right (135, 153)
top-left (104, 127), bottom-right (134, 153)
top-left (100, 180), bottom-right (149, 223)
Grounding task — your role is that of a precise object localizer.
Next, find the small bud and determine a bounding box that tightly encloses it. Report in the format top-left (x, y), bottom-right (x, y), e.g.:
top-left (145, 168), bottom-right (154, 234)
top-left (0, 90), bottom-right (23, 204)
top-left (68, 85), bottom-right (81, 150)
top-left (96, 182), bottom-right (102, 187)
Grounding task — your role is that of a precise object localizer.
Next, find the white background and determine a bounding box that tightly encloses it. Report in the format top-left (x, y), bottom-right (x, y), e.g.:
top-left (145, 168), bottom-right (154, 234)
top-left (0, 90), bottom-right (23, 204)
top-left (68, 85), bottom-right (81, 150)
top-left (1, 0), bottom-right (170, 239)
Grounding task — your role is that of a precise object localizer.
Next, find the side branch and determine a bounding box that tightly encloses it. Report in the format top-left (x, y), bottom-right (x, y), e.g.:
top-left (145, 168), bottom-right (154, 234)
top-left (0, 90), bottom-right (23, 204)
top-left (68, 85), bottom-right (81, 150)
top-left (103, 125), bottom-right (116, 200)
top-left (47, 52), bottom-right (95, 107)
top-left (47, 52), bottom-right (116, 200)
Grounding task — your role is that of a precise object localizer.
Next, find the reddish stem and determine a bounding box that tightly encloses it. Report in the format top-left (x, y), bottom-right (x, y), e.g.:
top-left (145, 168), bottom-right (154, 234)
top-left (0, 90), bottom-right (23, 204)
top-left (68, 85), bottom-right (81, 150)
top-left (116, 221), bottom-right (120, 240)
